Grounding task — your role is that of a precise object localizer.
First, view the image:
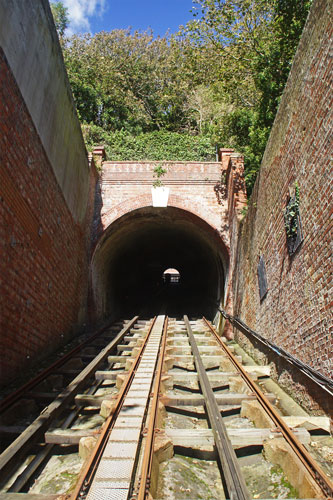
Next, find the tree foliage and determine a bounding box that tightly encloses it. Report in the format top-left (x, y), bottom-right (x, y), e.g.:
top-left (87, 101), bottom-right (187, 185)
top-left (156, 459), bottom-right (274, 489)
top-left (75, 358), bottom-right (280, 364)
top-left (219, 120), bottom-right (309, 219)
top-left (59, 0), bottom-right (311, 193)
top-left (50, 1), bottom-right (69, 38)
top-left (182, 0), bottom-right (311, 192)
top-left (63, 30), bottom-right (197, 133)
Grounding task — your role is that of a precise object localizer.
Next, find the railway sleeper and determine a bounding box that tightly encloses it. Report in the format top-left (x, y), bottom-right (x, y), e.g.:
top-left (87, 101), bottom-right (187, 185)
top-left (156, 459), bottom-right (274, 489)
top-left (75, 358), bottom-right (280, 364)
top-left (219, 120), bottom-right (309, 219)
top-left (43, 426), bottom-right (311, 447)
top-left (155, 317), bottom-right (332, 500)
top-left (0, 316), bottom-right (331, 499)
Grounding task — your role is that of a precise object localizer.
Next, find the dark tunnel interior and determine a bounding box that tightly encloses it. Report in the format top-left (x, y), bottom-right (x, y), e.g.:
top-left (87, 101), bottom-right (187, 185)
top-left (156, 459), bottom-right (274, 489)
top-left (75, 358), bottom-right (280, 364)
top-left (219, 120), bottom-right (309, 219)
top-left (91, 207), bottom-right (228, 320)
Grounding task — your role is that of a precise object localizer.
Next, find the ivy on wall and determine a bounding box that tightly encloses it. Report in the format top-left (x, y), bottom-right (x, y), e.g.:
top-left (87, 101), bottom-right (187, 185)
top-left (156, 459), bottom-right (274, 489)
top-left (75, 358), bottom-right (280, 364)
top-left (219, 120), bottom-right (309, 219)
top-left (284, 183), bottom-right (303, 255)
top-left (82, 124), bottom-right (216, 162)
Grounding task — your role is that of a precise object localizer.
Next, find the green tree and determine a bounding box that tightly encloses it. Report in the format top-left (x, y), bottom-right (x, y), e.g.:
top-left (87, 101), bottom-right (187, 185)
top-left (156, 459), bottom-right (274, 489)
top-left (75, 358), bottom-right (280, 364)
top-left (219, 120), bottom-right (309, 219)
top-left (59, 1), bottom-right (311, 191)
top-left (63, 30), bottom-right (199, 133)
top-left (50, 1), bottom-right (69, 38)
top-left (182, 0), bottom-right (311, 193)
top-left (254, 0), bottom-right (312, 129)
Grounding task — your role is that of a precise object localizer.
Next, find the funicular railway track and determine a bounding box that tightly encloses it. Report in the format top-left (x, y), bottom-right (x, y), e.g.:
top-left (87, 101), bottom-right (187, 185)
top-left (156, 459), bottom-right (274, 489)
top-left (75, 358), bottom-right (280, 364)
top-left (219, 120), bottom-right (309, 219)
top-left (0, 319), bottom-right (137, 416)
top-left (0, 315), bottom-right (332, 500)
top-left (0, 317), bottom-right (141, 490)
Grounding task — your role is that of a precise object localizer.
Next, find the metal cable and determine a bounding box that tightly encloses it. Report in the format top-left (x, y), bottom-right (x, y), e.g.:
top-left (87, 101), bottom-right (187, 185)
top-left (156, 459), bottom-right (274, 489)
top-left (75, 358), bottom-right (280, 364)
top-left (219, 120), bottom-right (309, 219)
top-left (217, 306), bottom-right (333, 395)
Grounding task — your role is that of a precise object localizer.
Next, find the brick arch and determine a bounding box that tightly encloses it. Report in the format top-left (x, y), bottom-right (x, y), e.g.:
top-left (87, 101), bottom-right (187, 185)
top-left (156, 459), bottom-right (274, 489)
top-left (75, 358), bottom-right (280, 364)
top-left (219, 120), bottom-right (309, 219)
top-left (100, 193), bottom-right (229, 250)
top-left (90, 192), bottom-right (232, 331)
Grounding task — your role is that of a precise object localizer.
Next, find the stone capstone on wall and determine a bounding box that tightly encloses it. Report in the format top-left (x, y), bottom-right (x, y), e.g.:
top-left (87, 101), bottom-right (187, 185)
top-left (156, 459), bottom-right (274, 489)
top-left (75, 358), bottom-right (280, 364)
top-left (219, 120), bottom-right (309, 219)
top-left (0, 0), bottom-right (90, 223)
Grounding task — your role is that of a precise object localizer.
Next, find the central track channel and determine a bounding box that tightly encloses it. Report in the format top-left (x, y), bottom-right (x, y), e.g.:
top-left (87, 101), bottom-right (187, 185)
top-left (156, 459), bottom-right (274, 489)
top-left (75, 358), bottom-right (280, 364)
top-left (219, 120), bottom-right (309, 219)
top-left (78, 315), bottom-right (166, 500)
top-left (1, 315), bottom-right (331, 500)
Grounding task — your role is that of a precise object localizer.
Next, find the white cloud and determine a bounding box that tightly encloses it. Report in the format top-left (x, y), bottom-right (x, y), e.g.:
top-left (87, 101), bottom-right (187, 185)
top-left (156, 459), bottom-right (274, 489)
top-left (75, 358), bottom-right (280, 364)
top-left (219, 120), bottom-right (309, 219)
top-left (62, 0), bottom-right (106, 33)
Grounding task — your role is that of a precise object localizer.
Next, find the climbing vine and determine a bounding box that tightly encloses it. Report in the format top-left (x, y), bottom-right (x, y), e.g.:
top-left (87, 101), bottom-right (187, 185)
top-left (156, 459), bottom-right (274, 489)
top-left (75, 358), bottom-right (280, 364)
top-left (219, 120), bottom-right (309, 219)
top-left (152, 163), bottom-right (167, 188)
top-left (284, 182), bottom-right (302, 254)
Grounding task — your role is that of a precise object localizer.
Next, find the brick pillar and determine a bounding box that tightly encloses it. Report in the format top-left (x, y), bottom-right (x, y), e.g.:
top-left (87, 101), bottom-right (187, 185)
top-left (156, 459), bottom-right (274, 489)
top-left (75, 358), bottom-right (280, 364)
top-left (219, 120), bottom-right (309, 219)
top-left (92, 146), bottom-right (107, 170)
top-left (222, 287), bottom-right (234, 339)
top-left (230, 153), bottom-right (247, 219)
top-left (219, 149), bottom-right (246, 340)
top-left (219, 148), bottom-right (234, 168)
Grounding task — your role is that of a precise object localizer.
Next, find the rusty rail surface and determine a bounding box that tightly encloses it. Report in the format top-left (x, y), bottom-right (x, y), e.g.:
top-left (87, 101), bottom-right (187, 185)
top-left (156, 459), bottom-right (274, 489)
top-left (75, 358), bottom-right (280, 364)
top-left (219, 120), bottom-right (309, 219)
top-left (185, 315), bottom-right (251, 500)
top-left (0, 316), bottom-right (139, 490)
top-left (1, 315), bottom-right (331, 499)
top-left (135, 316), bottom-right (168, 500)
top-left (203, 317), bottom-right (333, 498)
top-left (0, 320), bottom-right (118, 414)
top-left (69, 317), bottom-right (157, 500)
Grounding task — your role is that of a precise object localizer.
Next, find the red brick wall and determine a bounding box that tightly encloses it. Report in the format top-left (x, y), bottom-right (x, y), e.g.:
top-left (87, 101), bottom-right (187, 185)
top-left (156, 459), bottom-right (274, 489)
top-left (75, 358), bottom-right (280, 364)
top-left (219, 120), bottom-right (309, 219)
top-left (0, 48), bottom-right (96, 386)
top-left (92, 154), bottom-right (246, 334)
top-left (96, 161), bottom-right (229, 237)
top-left (93, 156), bottom-right (246, 248)
top-left (231, 0), bottom-right (332, 411)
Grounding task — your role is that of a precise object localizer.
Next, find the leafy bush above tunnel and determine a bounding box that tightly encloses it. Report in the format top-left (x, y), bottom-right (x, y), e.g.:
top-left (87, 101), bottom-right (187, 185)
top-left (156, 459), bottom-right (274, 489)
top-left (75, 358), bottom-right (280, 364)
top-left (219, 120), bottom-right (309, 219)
top-left (82, 124), bottom-right (216, 162)
top-left (55, 0), bottom-right (311, 193)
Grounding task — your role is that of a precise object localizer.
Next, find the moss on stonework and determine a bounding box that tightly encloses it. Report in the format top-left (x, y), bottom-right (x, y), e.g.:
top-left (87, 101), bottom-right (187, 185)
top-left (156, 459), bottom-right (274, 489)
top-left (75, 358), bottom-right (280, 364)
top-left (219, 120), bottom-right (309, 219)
top-left (29, 454), bottom-right (83, 495)
top-left (270, 466), bottom-right (298, 498)
top-left (156, 454), bottom-right (225, 499)
top-left (241, 454), bottom-right (300, 499)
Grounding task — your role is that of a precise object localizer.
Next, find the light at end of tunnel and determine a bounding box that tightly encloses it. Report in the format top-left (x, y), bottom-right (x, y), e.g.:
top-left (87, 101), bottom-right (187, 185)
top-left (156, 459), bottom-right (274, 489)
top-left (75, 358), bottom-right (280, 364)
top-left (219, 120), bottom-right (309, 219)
top-left (163, 268), bottom-right (180, 284)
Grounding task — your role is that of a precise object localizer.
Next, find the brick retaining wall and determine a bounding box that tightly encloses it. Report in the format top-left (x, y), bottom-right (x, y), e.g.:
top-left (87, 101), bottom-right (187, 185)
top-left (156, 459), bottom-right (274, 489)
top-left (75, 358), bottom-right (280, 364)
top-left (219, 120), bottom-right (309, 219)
top-left (231, 0), bottom-right (332, 412)
top-left (0, 48), bottom-right (96, 386)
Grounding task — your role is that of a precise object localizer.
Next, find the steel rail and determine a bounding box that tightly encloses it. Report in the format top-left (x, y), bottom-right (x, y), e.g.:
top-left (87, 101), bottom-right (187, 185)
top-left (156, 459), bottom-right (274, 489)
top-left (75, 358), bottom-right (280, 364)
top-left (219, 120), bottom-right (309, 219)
top-left (70, 317), bottom-right (157, 500)
top-left (135, 316), bottom-right (168, 500)
top-left (184, 315), bottom-right (251, 500)
top-left (216, 305), bottom-right (333, 394)
top-left (8, 369), bottom-right (111, 493)
top-left (0, 320), bottom-right (120, 415)
top-left (8, 409), bottom-right (79, 492)
top-left (203, 317), bottom-right (333, 498)
top-left (0, 316), bottom-right (139, 490)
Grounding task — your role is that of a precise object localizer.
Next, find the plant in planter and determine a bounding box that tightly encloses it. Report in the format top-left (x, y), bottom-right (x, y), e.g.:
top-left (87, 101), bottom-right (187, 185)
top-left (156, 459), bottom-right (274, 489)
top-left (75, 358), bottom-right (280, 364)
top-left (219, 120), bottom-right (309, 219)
top-left (152, 163), bottom-right (167, 187)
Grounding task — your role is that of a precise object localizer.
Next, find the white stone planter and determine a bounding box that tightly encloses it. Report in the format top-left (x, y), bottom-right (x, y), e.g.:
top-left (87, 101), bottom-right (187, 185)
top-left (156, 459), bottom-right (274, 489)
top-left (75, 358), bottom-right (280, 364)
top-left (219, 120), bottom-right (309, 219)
top-left (151, 186), bottom-right (170, 207)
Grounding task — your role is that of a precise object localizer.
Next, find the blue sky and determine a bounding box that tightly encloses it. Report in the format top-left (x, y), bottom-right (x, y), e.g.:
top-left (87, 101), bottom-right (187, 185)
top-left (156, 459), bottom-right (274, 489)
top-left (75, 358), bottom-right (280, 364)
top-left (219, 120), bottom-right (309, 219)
top-left (59, 0), bottom-right (196, 37)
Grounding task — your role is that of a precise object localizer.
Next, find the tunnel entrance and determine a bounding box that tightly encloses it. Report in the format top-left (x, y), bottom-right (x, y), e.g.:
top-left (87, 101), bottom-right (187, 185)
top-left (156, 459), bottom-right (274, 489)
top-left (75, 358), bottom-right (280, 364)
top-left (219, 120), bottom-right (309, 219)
top-left (91, 206), bottom-right (229, 320)
top-left (162, 268), bottom-right (180, 285)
